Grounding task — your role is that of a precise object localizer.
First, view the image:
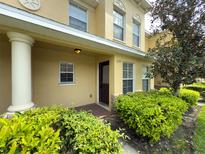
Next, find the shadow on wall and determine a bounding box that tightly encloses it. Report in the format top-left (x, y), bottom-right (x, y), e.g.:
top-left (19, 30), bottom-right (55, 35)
top-left (0, 34), bottom-right (11, 114)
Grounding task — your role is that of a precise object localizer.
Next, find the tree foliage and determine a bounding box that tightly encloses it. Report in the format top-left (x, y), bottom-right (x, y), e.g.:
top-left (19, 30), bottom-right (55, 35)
top-left (147, 0), bottom-right (205, 94)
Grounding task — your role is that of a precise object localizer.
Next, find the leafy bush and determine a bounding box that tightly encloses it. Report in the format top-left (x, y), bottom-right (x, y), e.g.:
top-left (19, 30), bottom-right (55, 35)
top-left (0, 107), bottom-right (123, 154)
top-left (115, 92), bottom-right (188, 142)
top-left (179, 89), bottom-right (200, 107)
top-left (184, 83), bottom-right (205, 93)
top-left (60, 110), bottom-right (123, 153)
top-left (184, 83), bottom-right (205, 100)
top-left (0, 107), bottom-right (62, 153)
top-left (159, 88), bottom-right (200, 107)
top-left (159, 87), bottom-right (172, 95)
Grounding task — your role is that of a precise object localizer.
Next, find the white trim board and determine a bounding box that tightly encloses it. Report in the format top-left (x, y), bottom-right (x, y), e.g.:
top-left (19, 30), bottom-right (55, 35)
top-left (0, 3), bottom-right (147, 59)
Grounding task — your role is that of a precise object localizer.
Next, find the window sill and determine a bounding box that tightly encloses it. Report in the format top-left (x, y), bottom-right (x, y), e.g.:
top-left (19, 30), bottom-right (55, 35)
top-left (113, 38), bottom-right (126, 45)
top-left (59, 83), bottom-right (76, 86)
top-left (132, 45), bottom-right (141, 50)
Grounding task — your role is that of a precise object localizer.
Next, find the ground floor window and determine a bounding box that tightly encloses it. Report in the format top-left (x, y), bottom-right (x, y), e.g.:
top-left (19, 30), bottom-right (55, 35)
top-left (59, 62), bottom-right (74, 84)
top-left (142, 66), bottom-right (150, 91)
top-left (123, 62), bottom-right (134, 94)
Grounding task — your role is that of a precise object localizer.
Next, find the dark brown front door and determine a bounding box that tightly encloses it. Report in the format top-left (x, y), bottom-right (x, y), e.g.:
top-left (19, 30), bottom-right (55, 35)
top-left (99, 61), bottom-right (109, 105)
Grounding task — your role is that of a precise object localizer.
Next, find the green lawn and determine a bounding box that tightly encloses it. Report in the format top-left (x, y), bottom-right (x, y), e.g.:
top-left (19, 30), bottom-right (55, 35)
top-left (194, 106), bottom-right (205, 154)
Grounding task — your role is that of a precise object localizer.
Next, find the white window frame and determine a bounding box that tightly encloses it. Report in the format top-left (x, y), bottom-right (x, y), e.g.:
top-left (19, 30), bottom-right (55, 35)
top-left (59, 61), bottom-right (75, 85)
top-left (69, 2), bottom-right (88, 32)
top-left (142, 65), bottom-right (150, 91)
top-left (123, 62), bottom-right (135, 94)
top-left (133, 19), bottom-right (141, 48)
top-left (113, 8), bottom-right (125, 41)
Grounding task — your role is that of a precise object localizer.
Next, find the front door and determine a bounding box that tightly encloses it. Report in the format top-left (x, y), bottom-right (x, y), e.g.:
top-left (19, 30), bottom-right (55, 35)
top-left (99, 61), bottom-right (109, 105)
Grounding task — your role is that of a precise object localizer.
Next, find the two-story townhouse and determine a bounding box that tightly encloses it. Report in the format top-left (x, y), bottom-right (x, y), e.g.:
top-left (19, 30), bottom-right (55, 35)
top-left (0, 0), bottom-right (153, 114)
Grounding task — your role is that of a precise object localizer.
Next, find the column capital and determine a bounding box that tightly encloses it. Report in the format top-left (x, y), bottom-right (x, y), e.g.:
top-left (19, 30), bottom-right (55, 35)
top-left (7, 32), bottom-right (34, 46)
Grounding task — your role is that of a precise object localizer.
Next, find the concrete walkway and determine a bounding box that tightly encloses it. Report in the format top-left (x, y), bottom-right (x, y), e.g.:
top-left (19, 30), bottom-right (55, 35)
top-left (198, 97), bottom-right (205, 106)
top-left (123, 141), bottom-right (139, 154)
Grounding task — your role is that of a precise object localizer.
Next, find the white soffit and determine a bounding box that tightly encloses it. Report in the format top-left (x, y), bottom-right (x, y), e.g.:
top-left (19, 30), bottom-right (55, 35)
top-left (80, 0), bottom-right (99, 8)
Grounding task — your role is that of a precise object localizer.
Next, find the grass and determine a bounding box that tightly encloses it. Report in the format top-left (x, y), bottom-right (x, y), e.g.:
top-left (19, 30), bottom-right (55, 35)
top-left (193, 106), bottom-right (205, 154)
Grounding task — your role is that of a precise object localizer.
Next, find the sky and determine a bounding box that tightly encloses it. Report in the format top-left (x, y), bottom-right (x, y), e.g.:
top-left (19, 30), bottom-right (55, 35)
top-left (145, 0), bottom-right (156, 32)
top-left (145, 12), bottom-right (152, 32)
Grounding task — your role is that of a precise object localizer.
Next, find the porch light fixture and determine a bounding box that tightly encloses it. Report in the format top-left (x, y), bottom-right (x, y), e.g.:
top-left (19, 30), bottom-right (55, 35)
top-left (74, 48), bottom-right (81, 54)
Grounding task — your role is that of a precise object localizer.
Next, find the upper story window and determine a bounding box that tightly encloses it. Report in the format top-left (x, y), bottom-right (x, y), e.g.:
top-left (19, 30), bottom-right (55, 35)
top-left (113, 10), bottom-right (124, 41)
top-left (133, 20), bottom-right (140, 47)
top-left (69, 3), bottom-right (87, 32)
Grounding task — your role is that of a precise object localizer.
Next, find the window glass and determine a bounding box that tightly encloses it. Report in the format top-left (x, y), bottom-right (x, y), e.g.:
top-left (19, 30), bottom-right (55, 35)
top-left (113, 10), bottom-right (124, 27)
top-left (123, 80), bottom-right (133, 94)
top-left (60, 62), bottom-right (74, 84)
top-left (133, 21), bottom-right (140, 47)
top-left (69, 3), bottom-right (87, 32)
top-left (123, 63), bottom-right (134, 94)
top-left (142, 66), bottom-right (150, 91)
top-left (113, 10), bottom-right (124, 40)
top-left (142, 79), bottom-right (150, 91)
top-left (114, 25), bottom-right (123, 40)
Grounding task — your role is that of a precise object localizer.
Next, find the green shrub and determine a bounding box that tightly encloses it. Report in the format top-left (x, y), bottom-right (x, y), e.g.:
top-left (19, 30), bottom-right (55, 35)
top-left (0, 107), bottom-right (123, 154)
top-left (60, 110), bottom-right (123, 153)
top-left (159, 87), bottom-right (172, 95)
top-left (0, 107), bottom-right (62, 153)
top-left (159, 87), bottom-right (200, 107)
top-left (184, 83), bottom-right (205, 93)
top-left (179, 89), bottom-right (200, 107)
top-left (115, 92), bottom-right (188, 142)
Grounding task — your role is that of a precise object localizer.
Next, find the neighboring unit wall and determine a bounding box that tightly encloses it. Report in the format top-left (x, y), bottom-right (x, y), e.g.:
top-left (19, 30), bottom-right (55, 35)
top-left (0, 35), bottom-right (11, 114)
top-left (145, 31), bottom-right (173, 52)
top-left (32, 44), bottom-right (97, 107)
top-left (145, 32), bottom-right (173, 88)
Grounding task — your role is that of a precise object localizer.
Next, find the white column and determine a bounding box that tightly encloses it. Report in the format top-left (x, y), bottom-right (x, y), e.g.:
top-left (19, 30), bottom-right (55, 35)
top-left (7, 32), bottom-right (35, 112)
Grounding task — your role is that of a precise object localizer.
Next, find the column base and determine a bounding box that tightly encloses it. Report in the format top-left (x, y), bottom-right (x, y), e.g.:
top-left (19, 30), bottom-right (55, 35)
top-left (7, 102), bottom-right (35, 112)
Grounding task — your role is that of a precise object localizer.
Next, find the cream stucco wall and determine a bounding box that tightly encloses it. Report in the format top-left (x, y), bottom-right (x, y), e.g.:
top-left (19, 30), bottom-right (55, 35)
top-left (104, 0), bottom-right (146, 51)
top-left (112, 53), bottom-right (154, 96)
top-left (145, 31), bottom-right (173, 52)
top-left (0, 0), bottom-right (151, 113)
top-left (0, 0), bottom-right (69, 24)
top-left (0, 35), bottom-right (154, 113)
top-left (0, 0), bottom-right (97, 34)
top-left (32, 44), bottom-right (97, 108)
top-left (96, 0), bottom-right (106, 37)
top-left (0, 35), bottom-right (11, 114)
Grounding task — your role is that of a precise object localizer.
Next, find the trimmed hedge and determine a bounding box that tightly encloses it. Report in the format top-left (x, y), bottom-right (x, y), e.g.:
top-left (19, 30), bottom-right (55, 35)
top-left (0, 107), bottom-right (123, 154)
top-left (179, 89), bottom-right (200, 107)
top-left (159, 87), bottom-right (172, 95)
top-left (184, 83), bottom-right (205, 93)
top-left (184, 83), bottom-right (205, 99)
top-left (159, 88), bottom-right (200, 107)
top-left (115, 92), bottom-right (188, 142)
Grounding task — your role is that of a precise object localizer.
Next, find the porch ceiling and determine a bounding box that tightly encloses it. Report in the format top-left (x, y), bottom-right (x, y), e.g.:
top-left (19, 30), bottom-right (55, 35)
top-left (0, 3), bottom-right (147, 59)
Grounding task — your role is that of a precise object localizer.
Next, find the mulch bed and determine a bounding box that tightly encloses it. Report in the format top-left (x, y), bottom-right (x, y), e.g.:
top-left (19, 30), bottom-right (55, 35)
top-left (104, 106), bottom-right (201, 154)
